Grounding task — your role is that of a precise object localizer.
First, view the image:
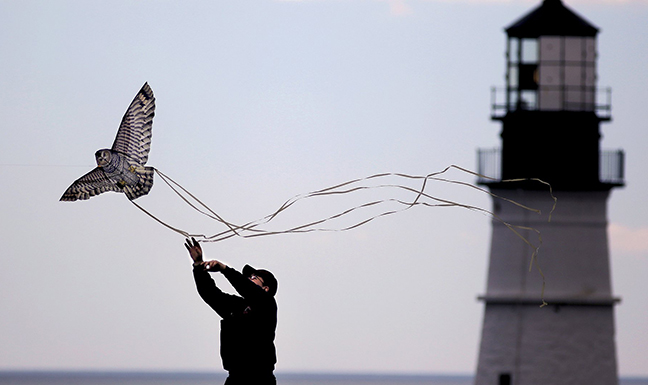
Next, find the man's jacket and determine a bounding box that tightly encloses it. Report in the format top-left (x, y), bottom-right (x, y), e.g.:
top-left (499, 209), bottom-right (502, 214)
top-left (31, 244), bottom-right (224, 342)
top-left (193, 266), bottom-right (277, 374)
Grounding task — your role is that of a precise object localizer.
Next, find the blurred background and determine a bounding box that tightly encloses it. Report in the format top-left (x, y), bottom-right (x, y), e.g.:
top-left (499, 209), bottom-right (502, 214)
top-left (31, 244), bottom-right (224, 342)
top-left (1, 0), bottom-right (647, 378)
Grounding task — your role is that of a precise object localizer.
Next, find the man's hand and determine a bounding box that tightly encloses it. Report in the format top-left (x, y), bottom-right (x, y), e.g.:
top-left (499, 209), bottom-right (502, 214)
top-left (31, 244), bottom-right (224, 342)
top-left (203, 260), bottom-right (227, 272)
top-left (184, 237), bottom-right (203, 264)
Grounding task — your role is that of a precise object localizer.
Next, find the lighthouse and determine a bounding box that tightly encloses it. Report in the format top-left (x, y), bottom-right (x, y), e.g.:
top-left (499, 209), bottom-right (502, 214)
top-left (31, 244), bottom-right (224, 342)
top-left (474, 1), bottom-right (625, 385)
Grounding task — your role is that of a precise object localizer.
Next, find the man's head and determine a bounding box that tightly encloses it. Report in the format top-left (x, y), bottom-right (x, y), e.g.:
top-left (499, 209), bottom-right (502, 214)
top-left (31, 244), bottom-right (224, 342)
top-left (243, 265), bottom-right (278, 296)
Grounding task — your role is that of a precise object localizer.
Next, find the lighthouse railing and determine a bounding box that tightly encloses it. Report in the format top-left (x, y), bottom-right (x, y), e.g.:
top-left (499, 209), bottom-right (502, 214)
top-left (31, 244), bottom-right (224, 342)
top-left (476, 148), bottom-right (625, 185)
top-left (600, 149), bottom-right (625, 185)
top-left (476, 148), bottom-right (501, 183)
top-left (490, 86), bottom-right (612, 119)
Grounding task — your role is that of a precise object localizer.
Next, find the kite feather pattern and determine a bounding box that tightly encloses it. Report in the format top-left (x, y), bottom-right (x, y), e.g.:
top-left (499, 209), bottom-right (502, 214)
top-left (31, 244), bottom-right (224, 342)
top-left (60, 82), bottom-right (155, 202)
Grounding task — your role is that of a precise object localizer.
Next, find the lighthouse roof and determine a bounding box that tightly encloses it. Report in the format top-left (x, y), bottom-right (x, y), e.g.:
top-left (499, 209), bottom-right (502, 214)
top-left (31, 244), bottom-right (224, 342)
top-left (506, 0), bottom-right (598, 38)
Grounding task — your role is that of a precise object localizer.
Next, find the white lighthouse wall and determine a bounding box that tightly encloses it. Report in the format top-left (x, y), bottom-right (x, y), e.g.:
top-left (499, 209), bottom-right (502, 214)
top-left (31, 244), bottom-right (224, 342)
top-left (485, 189), bottom-right (613, 300)
top-left (475, 189), bottom-right (618, 385)
top-left (475, 304), bottom-right (618, 385)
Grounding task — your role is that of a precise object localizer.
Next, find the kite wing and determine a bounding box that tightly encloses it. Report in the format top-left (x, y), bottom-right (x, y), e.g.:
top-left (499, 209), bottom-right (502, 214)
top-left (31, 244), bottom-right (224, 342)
top-left (60, 167), bottom-right (122, 201)
top-left (111, 82), bottom-right (155, 165)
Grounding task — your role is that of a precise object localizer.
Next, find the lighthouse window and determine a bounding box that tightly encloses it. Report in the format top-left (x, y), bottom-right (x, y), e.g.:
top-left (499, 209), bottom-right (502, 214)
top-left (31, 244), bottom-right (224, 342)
top-left (508, 38), bottom-right (520, 64)
top-left (539, 64), bottom-right (560, 86)
top-left (535, 35), bottom-right (598, 111)
top-left (519, 90), bottom-right (537, 110)
top-left (585, 65), bottom-right (596, 86)
top-left (508, 90), bottom-right (519, 110)
top-left (539, 36), bottom-right (561, 62)
top-left (565, 65), bottom-right (583, 87)
top-left (520, 38), bottom-right (538, 64)
top-left (503, 36), bottom-right (597, 113)
top-left (508, 65), bottom-right (518, 87)
top-left (584, 37), bottom-right (596, 63)
top-left (565, 37), bottom-right (583, 62)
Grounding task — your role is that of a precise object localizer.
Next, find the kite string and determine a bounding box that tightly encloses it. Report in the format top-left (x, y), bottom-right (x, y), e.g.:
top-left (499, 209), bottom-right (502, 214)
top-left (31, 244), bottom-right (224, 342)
top-left (131, 199), bottom-right (190, 238)
top-left (153, 168), bottom-right (244, 236)
top-left (151, 168), bottom-right (453, 239)
top-left (144, 166), bottom-right (555, 243)
top-left (131, 166), bottom-right (554, 306)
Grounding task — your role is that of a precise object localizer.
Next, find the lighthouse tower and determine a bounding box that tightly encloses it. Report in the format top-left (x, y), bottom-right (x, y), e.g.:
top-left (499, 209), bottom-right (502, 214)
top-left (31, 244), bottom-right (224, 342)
top-left (475, 1), bottom-right (625, 385)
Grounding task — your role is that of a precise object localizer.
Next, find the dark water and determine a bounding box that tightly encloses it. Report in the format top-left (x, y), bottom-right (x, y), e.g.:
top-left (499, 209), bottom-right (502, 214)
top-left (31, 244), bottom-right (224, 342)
top-left (0, 372), bottom-right (646, 385)
top-left (0, 372), bottom-right (470, 385)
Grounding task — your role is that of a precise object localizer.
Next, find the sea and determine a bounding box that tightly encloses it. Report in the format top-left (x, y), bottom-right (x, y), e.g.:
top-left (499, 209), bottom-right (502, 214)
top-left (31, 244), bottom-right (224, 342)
top-left (0, 372), bottom-right (647, 385)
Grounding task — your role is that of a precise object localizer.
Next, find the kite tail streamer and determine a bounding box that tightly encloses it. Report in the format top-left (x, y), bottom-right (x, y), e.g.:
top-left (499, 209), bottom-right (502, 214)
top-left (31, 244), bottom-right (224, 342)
top-left (131, 166), bottom-right (555, 306)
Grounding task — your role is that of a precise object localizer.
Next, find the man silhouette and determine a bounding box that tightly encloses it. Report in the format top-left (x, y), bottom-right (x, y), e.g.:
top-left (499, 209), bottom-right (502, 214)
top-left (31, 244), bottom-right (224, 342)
top-left (185, 238), bottom-right (278, 385)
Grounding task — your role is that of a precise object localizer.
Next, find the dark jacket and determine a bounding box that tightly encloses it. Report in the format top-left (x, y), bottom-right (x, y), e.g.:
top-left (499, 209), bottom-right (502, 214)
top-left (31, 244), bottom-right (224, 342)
top-left (193, 266), bottom-right (277, 374)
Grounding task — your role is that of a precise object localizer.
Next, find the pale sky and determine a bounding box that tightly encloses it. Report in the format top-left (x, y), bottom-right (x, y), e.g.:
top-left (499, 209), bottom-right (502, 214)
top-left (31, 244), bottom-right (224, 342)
top-left (1, 0), bottom-right (648, 378)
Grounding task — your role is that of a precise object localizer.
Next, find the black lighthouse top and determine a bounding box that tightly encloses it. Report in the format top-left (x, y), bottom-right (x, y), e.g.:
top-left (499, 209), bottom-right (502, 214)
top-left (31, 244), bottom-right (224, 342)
top-left (478, 0), bottom-right (625, 191)
top-left (506, 0), bottom-right (599, 38)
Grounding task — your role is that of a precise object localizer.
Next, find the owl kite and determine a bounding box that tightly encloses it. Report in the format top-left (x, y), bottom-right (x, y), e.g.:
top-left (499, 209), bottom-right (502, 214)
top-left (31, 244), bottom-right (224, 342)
top-left (60, 83), bottom-right (156, 202)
